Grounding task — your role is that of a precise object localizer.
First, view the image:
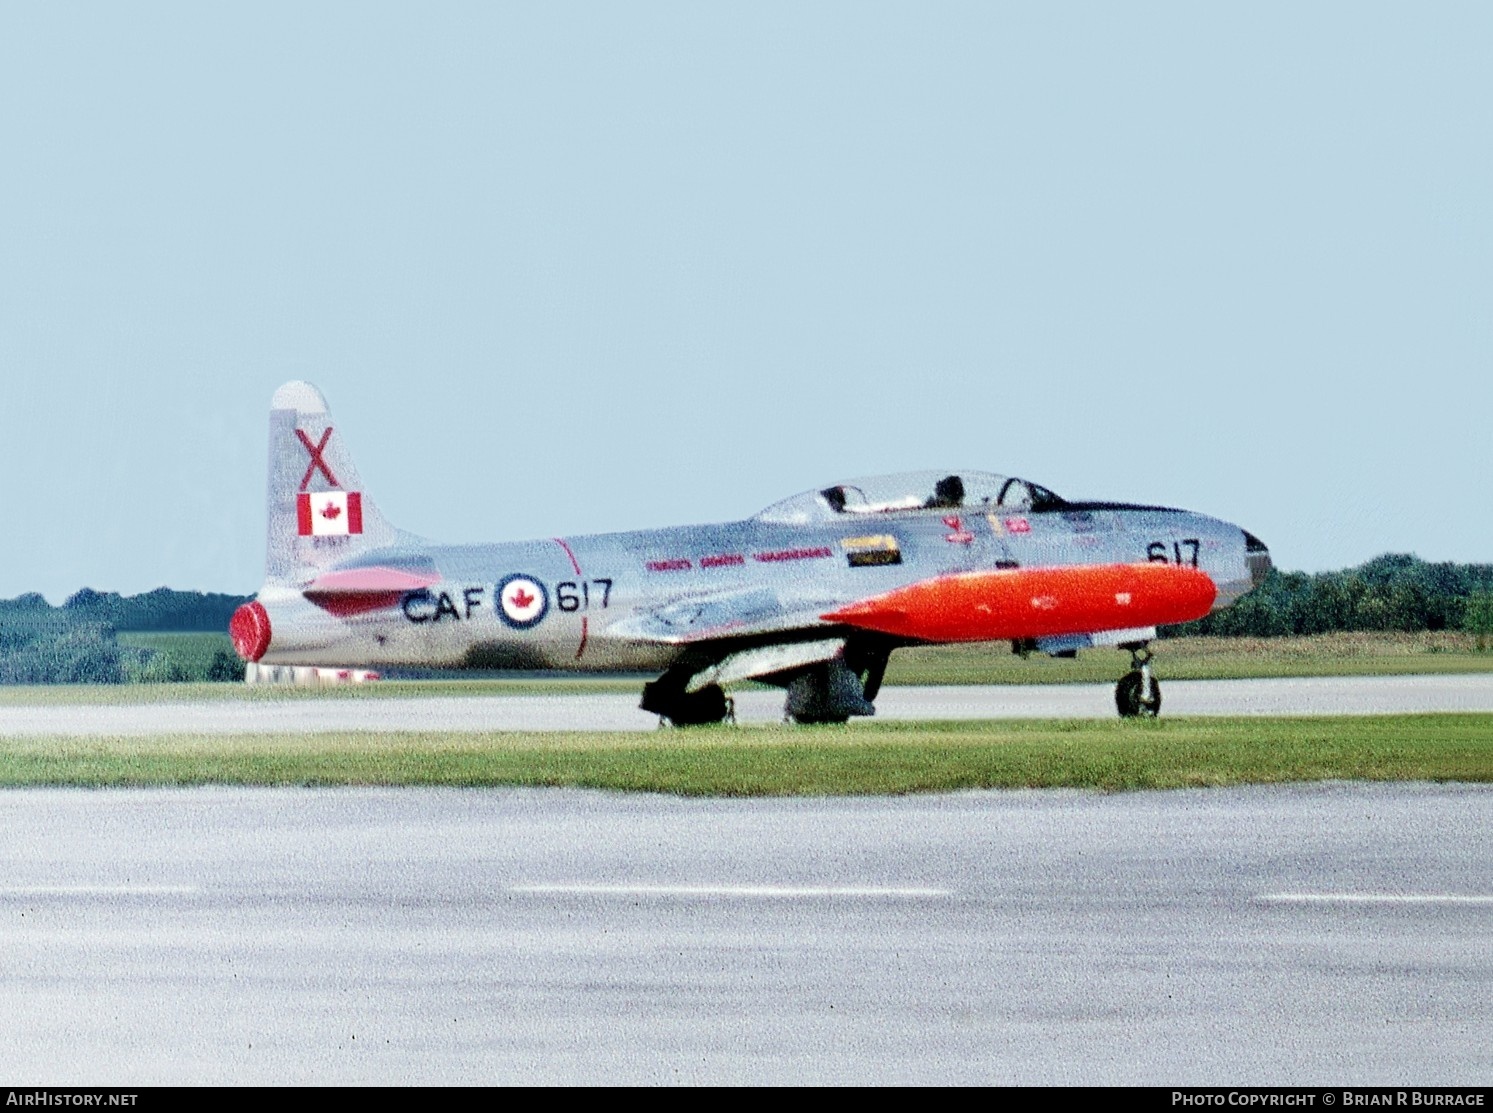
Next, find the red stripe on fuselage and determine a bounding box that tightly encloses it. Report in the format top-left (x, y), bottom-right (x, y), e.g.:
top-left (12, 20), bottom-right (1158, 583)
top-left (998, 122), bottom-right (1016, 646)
top-left (553, 537), bottom-right (588, 660)
top-left (553, 537), bottom-right (582, 577)
top-left (822, 563), bottom-right (1217, 642)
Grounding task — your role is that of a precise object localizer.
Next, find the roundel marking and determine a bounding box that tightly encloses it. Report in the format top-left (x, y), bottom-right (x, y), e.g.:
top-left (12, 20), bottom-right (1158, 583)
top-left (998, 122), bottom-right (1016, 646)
top-left (497, 574), bottom-right (550, 629)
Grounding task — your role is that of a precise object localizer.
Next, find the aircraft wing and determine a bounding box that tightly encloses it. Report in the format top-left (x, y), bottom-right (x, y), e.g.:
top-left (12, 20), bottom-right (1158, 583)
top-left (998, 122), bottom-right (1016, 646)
top-left (602, 585), bottom-right (853, 690)
top-left (602, 585), bottom-right (841, 646)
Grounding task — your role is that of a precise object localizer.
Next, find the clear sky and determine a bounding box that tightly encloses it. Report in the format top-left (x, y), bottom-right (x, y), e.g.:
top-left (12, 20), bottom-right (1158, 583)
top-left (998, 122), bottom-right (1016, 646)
top-left (1, 2), bottom-right (1489, 601)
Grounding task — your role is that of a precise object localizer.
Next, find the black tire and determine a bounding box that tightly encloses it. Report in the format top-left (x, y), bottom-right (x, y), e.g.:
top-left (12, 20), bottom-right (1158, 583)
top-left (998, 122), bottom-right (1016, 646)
top-left (1115, 671), bottom-right (1162, 718)
top-left (666, 684), bottom-right (730, 727)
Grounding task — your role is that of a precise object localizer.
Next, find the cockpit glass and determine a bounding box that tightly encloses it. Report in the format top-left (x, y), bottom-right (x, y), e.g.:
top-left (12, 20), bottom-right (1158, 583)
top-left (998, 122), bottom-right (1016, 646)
top-left (997, 478), bottom-right (1031, 508)
top-left (754, 470), bottom-right (1063, 524)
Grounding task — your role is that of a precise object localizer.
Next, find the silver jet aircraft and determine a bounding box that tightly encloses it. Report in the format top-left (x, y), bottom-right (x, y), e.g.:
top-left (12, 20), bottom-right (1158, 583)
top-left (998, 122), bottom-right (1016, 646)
top-left (231, 382), bottom-right (1272, 722)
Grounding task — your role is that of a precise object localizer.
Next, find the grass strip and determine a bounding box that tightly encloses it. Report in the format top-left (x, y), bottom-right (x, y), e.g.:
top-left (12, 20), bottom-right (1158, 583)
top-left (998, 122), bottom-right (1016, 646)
top-left (1, 714), bottom-right (1489, 795)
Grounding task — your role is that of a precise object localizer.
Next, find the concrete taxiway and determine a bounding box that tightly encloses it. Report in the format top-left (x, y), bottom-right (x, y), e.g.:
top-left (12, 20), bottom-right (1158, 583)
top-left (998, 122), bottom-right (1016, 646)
top-left (1, 674), bottom-right (1492, 735)
top-left (0, 783), bottom-right (1488, 1085)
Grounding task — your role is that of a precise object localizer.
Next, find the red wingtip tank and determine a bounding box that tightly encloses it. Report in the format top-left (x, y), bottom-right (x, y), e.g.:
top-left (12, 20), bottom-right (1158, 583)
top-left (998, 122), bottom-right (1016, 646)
top-left (821, 562), bottom-right (1217, 643)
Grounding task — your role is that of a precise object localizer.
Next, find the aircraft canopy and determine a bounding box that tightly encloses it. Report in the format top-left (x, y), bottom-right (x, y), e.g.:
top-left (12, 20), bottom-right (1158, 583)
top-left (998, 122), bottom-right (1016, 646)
top-left (754, 470), bottom-right (1065, 525)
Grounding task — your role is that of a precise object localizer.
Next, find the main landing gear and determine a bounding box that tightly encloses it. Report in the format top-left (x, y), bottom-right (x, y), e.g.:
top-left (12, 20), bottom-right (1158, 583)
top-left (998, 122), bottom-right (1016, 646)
top-left (639, 668), bottom-right (734, 727)
top-left (782, 657), bottom-right (878, 725)
top-left (1115, 644), bottom-right (1161, 718)
top-left (780, 643), bottom-right (887, 725)
top-left (641, 643), bottom-right (890, 727)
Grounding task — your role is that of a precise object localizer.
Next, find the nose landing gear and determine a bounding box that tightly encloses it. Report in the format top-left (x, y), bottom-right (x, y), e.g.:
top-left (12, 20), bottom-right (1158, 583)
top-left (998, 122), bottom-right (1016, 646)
top-left (1115, 644), bottom-right (1161, 718)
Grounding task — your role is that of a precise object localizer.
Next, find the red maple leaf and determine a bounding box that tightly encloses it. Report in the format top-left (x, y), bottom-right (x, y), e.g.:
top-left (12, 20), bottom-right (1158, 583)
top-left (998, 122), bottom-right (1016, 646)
top-left (320, 502), bottom-right (342, 520)
top-left (509, 587), bottom-right (535, 609)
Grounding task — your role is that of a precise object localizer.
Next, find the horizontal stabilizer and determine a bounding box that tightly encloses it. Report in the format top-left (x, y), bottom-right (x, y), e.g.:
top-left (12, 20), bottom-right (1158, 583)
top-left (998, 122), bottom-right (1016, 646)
top-left (302, 566), bottom-right (440, 617)
top-left (823, 563), bottom-right (1215, 643)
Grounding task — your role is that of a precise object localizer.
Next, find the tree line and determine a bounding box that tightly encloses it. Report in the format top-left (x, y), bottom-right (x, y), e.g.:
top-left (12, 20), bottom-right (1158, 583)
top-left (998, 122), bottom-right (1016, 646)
top-left (60, 586), bottom-right (248, 631)
top-left (0, 589), bottom-right (249, 684)
top-left (1164, 554), bottom-right (1493, 639)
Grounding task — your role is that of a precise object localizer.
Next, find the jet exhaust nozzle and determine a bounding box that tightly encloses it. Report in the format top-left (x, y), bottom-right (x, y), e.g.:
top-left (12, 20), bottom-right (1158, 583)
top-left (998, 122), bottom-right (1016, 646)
top-left (230, 601), bottom-right (272, 663)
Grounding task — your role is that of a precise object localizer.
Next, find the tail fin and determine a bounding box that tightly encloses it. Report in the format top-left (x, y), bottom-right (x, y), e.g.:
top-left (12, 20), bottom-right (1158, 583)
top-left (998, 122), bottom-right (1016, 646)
top-left (265, 381), bottom-right (400, 584)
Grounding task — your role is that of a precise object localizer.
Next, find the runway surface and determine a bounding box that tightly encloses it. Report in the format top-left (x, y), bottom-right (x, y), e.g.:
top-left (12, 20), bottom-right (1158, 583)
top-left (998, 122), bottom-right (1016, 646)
top-left (2, 674), bottom-right (1493, 734)
top-left (0, 783), bottom-right (1488, 1085)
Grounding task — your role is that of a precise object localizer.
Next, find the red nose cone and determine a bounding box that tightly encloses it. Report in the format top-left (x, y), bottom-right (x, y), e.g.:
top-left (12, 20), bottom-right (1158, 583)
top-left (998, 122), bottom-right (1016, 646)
top-left (230, 601), bottom-right (271, 662)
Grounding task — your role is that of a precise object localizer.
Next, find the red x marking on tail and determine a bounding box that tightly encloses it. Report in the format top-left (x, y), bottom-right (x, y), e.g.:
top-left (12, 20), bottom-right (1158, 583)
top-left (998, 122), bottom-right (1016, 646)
top-left (296, 428), bottom-right (339, 491)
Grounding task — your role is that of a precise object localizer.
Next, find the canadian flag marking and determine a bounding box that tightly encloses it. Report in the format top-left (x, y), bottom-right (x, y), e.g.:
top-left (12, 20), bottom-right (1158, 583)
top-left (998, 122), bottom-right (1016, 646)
top-left (297, 492), bottom-right (364, 536)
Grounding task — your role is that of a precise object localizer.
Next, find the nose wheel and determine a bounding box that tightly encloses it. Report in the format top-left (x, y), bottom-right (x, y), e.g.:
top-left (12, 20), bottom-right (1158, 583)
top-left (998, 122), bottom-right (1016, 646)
top-left (1115, 646), bottom-right (1161, 718)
